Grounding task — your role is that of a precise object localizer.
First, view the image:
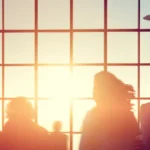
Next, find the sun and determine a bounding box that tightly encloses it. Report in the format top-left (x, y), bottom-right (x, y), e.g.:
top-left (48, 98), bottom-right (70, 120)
top-left (38, 66), bottom-right (74, 99)
top-left (37, 66), bottom-right (96, 132)
top-left (38, 67), bottom-right (74, 131)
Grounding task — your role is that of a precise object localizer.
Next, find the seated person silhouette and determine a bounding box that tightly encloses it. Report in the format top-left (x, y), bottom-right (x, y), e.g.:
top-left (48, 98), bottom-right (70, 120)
top-left (79, 71), bottom-right (139, 150)
top-left (141, 102), bottom-right (150, 150)
top-left (2, 97), bottom-right (49, 150)
top-left (49, 121), bottom-right (67, 150)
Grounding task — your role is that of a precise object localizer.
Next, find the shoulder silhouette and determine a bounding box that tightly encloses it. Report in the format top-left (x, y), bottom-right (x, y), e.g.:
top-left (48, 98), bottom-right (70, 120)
top-left (2, 96), bottom-right (49, 150)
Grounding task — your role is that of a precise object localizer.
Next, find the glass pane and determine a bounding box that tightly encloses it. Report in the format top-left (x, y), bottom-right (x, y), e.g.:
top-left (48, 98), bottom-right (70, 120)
top-left (38, 100), bottom-right (70, 132)
top-left (4, 67), bottom-right (34, 97)
top-left (0, 100), bottom-right (2, 131)
top-left (4, 99), bottom-right (35, 124)
top-left (108, 67), bottom-right (137, 97)
top-left (74, 0), bottom-right (104, 29)
top-left (141, 0), bottom-right (150, 29)
top-left (131, 100), bottom-right (138, 120)
top-left (140, 32), bottom-right (150, 63)
top-left (5, 33), bottom-right (34, 64)
top-left (5, 0), bottom-right (34, 29)
top-left (38, 0), bottom-right (69, 29)
top-left (73, 100), bottom-right (96, 131)
top-left (140, 67), bottom-right (150, 97)
top-left (73, 66), bottom-right (103, 98)
top-left (38, 66), bottom-right (70, 98)
top-left (73, 134), bottom-right (81, 150)
top-left (108, 0), bottom-right (138, 28)
top-left (73, 33), bottom-right (104, 63)
top-left (108, 32), bottom-right (137, 63)
top-left (0, 33), bottom-right (2, 63)
top-left (0, 0), bottom-right (2, 29)
top-left (38, 33), bottom-right (70, 63)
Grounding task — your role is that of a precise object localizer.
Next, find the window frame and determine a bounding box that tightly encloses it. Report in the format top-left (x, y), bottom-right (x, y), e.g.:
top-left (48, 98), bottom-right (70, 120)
top-left (0, 0), bottom-right (150, 150)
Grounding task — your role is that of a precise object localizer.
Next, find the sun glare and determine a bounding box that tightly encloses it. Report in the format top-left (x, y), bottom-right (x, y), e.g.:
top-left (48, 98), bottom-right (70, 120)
top-left (37, 67), bottom-right (93, 131)
top-left (37, 66), bottom-right (101, 132)
top-left (38, 67), bottom-right (72, 99)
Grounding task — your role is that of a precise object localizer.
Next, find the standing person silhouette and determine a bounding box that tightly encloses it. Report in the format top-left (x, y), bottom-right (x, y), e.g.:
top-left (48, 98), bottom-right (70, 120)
top-left (79, 71), bottom-right (139, 150)
top-left (0, 131), bottom-right (2, 149)
top-left (141, 102), bottom-right (150, 150)
top-left (2, 97), bottom-right (49, 150)
top-left (49, 121), bottom-right (68, 150)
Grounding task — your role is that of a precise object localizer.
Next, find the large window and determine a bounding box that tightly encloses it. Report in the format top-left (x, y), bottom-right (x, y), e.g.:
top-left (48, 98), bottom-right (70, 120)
top-left (0, 0), bottom-right (150, 150)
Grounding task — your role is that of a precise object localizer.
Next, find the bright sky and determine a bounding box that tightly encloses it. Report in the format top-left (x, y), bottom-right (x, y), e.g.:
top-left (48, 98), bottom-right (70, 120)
top-left (0, 0), bottom-right (150, 150)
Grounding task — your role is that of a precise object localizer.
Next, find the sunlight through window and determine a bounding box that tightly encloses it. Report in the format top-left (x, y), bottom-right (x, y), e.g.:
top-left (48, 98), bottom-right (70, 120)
top-left (0, 1), bottom-right (150, 150)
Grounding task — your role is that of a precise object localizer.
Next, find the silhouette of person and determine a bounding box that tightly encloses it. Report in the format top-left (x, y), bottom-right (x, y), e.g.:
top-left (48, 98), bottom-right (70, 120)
top-left (0, 131), bottom-right (2, 149)
top-left (79, 71), bottom-right (139, 150)
top-left (141, 102), bottom-right (150, 150)
top-left (2, 97), bottom-right (49, 150)
top-left (49, 121), bottom-right (68, 150)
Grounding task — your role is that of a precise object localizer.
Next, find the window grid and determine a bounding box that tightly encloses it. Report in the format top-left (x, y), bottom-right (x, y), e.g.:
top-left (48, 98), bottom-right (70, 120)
top-left (0, 0), bottom-right (150, 150)
top-left (34, 0), bottom-right (38, 124)
top-left (2, 0), bottom-right (5, 129)
top-left (137, 0), bottom-right (141, 127)
top-left (104, 0), bottom-right (107, 71)
top-left (69, 0), bottom-right (73, 150)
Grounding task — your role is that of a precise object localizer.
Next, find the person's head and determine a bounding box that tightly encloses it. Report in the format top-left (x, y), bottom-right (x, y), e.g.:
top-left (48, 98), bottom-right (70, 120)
top-left (52, 121), bottom-right (62, 132)
top-left (6, 96), bottom-right (34, 120)
top-left (93, 71), bottom-right (135, 108)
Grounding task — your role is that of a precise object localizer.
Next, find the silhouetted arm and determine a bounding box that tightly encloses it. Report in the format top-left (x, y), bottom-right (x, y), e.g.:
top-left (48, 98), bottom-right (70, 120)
top-left (79, 111), bottom-right (98, 150)
top-left (127, 111), bottom-right (139, 139)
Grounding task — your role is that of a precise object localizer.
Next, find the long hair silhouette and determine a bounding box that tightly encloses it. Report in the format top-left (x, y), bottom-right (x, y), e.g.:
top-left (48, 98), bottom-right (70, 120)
top-left (93, 71), bottom-right (135, 110)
